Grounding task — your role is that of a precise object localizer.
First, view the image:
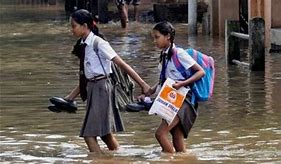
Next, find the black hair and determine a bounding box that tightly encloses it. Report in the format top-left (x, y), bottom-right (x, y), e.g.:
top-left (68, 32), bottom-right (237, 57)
top-left (71, 9), bottom-right (104, 39)
top-left (71, 9), bottom-right (104, 57)
top-left (153, 21), bottom-right (176, 61)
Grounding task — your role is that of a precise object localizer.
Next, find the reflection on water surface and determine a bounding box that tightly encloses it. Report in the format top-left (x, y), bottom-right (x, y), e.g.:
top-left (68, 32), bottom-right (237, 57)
top-left (0, 2), bottom-right (280, 163)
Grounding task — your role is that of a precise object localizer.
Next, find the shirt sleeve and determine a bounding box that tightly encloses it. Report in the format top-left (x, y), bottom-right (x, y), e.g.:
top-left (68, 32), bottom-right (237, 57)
top-left (98, 40), bottom-right (118, 60)
top-left (176, 48), bottom-right (196, 70)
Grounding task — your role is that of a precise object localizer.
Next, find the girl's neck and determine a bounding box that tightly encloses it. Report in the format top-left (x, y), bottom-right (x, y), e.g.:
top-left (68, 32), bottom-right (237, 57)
top-left (82, 30), bottom-right (91, 41)
top-left (163, 43), bottom-right (172, 51)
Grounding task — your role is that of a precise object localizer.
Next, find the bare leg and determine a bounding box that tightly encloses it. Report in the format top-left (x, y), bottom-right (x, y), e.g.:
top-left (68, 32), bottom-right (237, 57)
top-left (124, 4), bottom-right (129, 24)
top-left (170, 124), bottom-right (186, 152)
top-left (101, 133), bottom-right (119, 150)
top-left (133, 5), bottom-right (139, 21)
top-left (155, 116), bottom-right (180, 153)
top-left (118, 5), bottom-right (128, 28)
top-left (84, 136), bottom-right (102, 153)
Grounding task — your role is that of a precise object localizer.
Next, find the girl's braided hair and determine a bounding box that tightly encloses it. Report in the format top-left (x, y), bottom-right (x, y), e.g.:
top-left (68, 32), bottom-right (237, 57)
top-left (153, 21), bottom-right (176, 61)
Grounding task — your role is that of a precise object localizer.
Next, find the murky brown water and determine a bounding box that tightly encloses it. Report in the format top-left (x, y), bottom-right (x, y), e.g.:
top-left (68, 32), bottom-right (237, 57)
top-left (1, 2), bottom-right (281, 164)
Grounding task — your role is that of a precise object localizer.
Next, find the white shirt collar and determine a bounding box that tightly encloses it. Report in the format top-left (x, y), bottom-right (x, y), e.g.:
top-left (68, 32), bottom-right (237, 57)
top-left (163, 43), bottom-right (176, 54)
top-left (81, 32), bottom-right (94, 45)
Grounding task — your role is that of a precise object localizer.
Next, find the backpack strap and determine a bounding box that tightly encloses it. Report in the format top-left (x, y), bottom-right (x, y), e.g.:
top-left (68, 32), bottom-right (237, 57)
top-left (171, 48), bottom-right (188, 78)
top-left (93, 36), bottom-right (109, 77)
top-left (171, 48), bottom-right (197, 105)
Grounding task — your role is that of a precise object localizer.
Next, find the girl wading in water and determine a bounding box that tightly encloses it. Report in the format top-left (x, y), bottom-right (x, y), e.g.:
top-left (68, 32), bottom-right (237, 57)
top-left (65, 9), bottom-right (150, 153)
top-left (142, 21), bottom-right (205, 153)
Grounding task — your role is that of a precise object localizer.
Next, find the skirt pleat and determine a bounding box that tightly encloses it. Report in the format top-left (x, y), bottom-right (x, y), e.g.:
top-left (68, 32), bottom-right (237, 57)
top-left (80, 79), bottom-right (125, 137)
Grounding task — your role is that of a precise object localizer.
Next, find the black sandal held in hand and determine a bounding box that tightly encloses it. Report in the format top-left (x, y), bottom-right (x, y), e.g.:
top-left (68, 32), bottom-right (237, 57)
top-left (48, 97), bottom-right (78, 113)
top-left (126, 100), bottom-right (153, 112)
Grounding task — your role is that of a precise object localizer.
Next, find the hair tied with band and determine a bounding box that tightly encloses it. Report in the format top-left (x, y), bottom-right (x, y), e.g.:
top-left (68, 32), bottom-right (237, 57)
top-left (92, 20), bottom-right (96, 27)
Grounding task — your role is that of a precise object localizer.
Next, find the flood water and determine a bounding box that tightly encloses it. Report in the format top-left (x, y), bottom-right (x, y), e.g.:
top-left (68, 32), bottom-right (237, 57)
top-left (1, 2), bottom-right (281, 164)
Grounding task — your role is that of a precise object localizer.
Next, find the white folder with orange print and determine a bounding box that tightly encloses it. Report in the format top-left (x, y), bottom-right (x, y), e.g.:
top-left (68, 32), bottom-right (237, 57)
top-left (149, 78), bottom-right (189, 124)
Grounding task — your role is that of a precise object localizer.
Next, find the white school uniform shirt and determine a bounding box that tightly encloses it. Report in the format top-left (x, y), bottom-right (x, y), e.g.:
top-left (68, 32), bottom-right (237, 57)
top-left (81, 32), bottom-right (117, 79)
top-left (158, 44), bottom-right (196, 81)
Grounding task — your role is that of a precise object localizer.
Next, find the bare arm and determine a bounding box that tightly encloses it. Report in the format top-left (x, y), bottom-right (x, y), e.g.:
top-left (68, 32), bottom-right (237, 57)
top-left (64, 85), bottom-right (80, 101)
top-left (150, 83), bottom-right (158, 95)
top-left (173, 63), bottom-right (206, 90)
top-left (112, 55), bottom-right (150, 94)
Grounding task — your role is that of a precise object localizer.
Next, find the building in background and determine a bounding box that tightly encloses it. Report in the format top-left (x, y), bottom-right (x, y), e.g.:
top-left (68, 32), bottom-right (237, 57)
top-left (208, 0), bottom-right (281, 50)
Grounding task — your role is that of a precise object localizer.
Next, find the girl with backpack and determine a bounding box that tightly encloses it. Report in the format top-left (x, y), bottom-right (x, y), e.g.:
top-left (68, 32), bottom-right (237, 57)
top-left (64, 9), bottom-right (150, 153)
top-left (143, 21), bottom-right (205, 153)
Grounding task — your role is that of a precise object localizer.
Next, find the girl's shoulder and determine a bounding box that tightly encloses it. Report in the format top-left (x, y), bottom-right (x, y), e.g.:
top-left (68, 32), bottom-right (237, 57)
top-left (93, 35), bottom-right (109, 49)
top-left (174, 47), bottom-right (196, 65)
top-left (94, 35), bottom-right (106, 44)
top-left (175, 47), bottom-right (190, 59)
top-left (175, 47), bottom-right (187, 55)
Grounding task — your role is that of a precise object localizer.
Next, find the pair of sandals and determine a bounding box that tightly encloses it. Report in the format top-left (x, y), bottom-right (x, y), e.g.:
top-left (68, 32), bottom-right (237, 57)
top-left (48, 96), bottom-right (153, 113)
top-left (48, 97), bottom-right (77, 113)
top-left (126, 100), bottom-right (153, 112)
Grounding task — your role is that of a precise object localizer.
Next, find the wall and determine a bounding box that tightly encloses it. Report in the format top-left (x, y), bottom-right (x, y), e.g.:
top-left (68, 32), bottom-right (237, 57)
top-left (249, 0), bottom-right (264, 17)
top-left (218, 0), bottom-right (239, 37)
top-left (209, 0), bottom-right (219, 35)
top-left (271, 0), bottom-right (281, 27)
top-left (264, 0), bottom-right (271, 48)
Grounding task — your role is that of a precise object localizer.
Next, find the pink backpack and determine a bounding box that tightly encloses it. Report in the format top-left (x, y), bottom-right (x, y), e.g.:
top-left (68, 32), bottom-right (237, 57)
top-left (172, 48), bottom-right (215, 102)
